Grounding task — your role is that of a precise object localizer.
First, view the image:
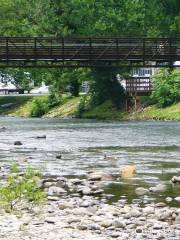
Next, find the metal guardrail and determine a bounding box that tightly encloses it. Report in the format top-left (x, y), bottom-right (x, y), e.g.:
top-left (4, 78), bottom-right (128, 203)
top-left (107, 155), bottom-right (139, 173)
top-left (0, 37), bottom-right (179, 68)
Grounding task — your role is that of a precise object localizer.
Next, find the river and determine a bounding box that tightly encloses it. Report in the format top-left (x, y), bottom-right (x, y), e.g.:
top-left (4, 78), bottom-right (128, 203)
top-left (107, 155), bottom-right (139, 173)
top-left (0, 117), bottom-right (180, 206)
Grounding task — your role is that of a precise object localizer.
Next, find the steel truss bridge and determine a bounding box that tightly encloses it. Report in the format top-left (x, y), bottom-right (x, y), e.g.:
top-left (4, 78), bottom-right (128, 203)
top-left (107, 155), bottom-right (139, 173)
top-left (0, 37), bottom-right (180, 68)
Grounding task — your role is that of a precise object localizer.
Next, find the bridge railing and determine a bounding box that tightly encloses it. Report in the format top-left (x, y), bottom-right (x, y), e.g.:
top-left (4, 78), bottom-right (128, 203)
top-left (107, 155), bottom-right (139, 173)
top-left (0, 37), bottom-right (179, 67)
top-left (126, 77), bottom-right (152, 96)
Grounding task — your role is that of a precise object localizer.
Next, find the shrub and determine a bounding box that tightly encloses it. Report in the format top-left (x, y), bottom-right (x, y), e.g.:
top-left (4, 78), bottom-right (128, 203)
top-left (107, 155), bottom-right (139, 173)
top-left (48, 93), bottom-right (63, 108)
top-left (76, 95), bottom-right (90, 117)
top-left (152, 69), bottom-right (180, 108)
top-left (0, 163), bottom-right (46, 211)
top-left (30, 97), bottom-right (49, 117)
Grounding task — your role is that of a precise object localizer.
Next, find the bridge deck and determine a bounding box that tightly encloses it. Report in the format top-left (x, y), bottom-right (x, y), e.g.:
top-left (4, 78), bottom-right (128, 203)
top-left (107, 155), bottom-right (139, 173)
top-left (0, 37), bottom-right (180, 68)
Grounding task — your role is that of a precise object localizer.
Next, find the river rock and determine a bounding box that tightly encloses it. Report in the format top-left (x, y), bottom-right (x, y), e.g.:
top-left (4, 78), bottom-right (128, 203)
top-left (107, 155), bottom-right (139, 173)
top-left (155, 202), bottom-right (166, 208)
top-left (70, 178), bottom-right (84, 185)
top-left (47, 196), bottom-right (60, 201)
top-left (143, 206), bottom-right (154, 215)
top-left (153, 223), bottom-right (163, 230)
top-left (87, 171), bottom-right (112, 181)
top-left (136, 227), bottom-right (143, 233)
top-left (101, 220), bottom-right (112, 228)
top-left (165, 197), bottom-right (173, 202)
top-left (93, 189), bottom-right (104, 195)
top-left (171, 176), bottom-right (180, 184)
top-left (36, 135), bottom-right (46, 139)
top-left (56, 154), bottom-right (62, 159)
top-left (47, 186), bottom-right (67, 196)
top-left (14, 141), bottom-right (23, 146)
top-left (80, 200), bottom-right (93, 208)
top-left (175, 215), bottom-right (180, 224)
top-left (109, 232), bottom-right (120, 238)
top-left (135, 187), bottom-right (149, 196)
top-left (87, 223), bottom-right (101, 230)
top-left (112, 218), bottom-right (126, 228)
top-left (77, 187), bottom-right (93, 195)
top-left (45, 217), bottom-right (56, 224)
top-left (174, 197), bottom-right (180, 202)
top-left (130, 209), bottom-right (142, 217)
top-left (0, 127), bottom-right (7, 131)
top-left (155, 209), bottom-right (172, 221)
top-left (149, 184), bottom-right (166, 193)
top-left (42, 177), bottom-right (66, 188)
top-left (59, 202), bottom-right (74, 210)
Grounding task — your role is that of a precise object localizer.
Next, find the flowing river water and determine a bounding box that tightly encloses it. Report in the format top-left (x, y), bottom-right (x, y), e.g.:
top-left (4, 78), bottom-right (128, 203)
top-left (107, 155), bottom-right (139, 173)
top-left (0, 117), bottom-right (180, 206)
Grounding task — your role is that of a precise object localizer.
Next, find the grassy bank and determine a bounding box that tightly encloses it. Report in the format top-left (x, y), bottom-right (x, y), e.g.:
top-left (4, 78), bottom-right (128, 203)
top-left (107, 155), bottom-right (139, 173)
top-left (0, 95), bottom-right (49, 117)
top-left (0, 95), bottom-right (179, 121)
top-left (129, 102), bottom-right (180, 121)
top-left (44, 97), bottom-right (81, 118)
top-left (0, 96), bottom-right (34, 116)
top-left (81, 100), bottom-right (127, 120)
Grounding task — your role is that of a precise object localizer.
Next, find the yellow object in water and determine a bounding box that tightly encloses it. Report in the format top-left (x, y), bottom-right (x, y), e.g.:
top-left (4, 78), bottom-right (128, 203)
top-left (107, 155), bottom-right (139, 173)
top-left (120, 165), bottom-right (136, 178)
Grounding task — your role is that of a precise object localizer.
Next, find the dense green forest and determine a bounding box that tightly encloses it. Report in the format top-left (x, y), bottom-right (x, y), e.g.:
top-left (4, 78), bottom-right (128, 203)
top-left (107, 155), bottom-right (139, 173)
top-left (0, 0), bottom-right (179, 116)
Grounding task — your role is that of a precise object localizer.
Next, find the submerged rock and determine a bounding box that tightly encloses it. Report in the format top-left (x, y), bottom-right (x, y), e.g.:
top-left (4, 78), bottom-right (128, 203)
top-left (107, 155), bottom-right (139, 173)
top-left (135, 187), bottom-right (149, 196)
top-left (14, 141), bottom-right (23, 146)
top-left (36, 135), bottom-right (46, 139)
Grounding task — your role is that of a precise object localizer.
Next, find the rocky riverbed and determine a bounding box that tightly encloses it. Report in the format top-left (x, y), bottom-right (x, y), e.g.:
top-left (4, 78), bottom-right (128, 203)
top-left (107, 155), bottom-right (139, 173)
top-left (0, 170), bottom-right (180, 240)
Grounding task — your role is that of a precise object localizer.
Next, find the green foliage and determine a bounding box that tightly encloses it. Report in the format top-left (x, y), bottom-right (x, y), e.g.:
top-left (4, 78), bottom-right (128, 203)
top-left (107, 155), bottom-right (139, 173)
top-left (0, 163), bottom-right (46, 211)
top-left (152, 69), bottom-right (180, 108)
top-left (30, 96), bottom-right (49, 117)
top-left (130, 102), bottom-right (180, 121)
top-left (0, 0), bottom-right (179, 112)
top-left (82, 100), bottom-right (127, 120)
top-left (47, 93), bottom-right (63, 108)
top-left (90, 67), bottom-right (126, 109)
top-left (76, 95), bottom-right (90, 117)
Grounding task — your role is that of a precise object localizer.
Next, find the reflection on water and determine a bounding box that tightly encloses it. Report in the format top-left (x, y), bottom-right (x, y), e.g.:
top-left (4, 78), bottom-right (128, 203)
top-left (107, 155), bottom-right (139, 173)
top-left (0, 117), bottom-right (180, 206)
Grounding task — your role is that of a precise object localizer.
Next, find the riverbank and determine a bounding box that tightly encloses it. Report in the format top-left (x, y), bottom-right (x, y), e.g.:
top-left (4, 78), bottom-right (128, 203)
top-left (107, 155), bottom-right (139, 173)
top-left (0, 166), bottom-right (180, 240)
top-left (128, 102), bottom-right (180, 121)
top-left (0, 95), bottom-right (180, 121)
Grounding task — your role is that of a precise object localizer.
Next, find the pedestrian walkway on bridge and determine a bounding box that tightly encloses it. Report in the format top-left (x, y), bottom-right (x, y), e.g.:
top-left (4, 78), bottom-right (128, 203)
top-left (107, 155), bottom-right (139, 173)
top-left (0, 37), bottom-right (179, 68)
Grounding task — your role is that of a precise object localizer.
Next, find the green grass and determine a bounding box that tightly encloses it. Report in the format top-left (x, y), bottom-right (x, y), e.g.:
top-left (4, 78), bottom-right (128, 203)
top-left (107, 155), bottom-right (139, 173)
top-left (129, 102), bottom-right (180, 121)
top-left (0, 96), bottom-right (33, 116)
top-left (0, 95), bottom-right (179, 121)
top-left (0, 95), bottom-right (49, 117)
top-left (44, 96), bottom-right (81, 118)
top-left (82, 100), bottom-right (127, 120)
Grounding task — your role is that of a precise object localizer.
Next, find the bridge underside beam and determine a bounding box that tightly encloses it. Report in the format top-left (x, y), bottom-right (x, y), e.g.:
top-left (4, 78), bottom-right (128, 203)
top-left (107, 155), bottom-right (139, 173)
top-left (0, 60), bottom-right (179, 68)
